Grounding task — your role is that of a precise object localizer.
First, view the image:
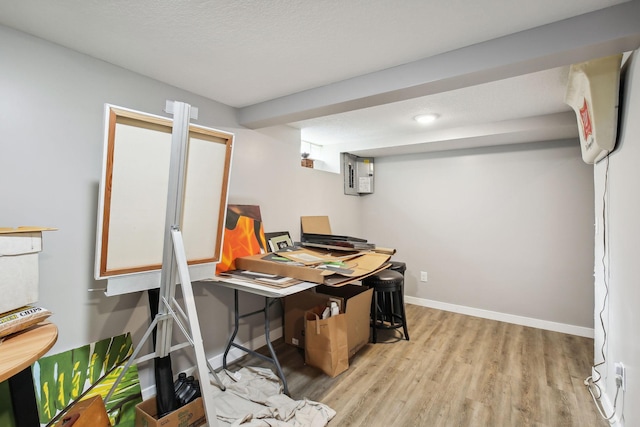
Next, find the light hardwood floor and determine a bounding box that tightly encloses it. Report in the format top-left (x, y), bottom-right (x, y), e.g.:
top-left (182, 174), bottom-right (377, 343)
top-left (226, 304), bottom-right (608, 427)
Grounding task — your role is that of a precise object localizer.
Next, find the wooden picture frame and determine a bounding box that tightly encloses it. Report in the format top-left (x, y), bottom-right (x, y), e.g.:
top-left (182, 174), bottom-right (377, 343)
top-left (95, 105), bottom-right (233, 281)
top-left (265, 231), bottom-right (294, 252)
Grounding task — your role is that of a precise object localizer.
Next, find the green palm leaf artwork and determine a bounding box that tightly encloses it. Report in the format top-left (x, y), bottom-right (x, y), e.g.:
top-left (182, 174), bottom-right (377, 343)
top-left (32, 332), bottom-right (143, 427)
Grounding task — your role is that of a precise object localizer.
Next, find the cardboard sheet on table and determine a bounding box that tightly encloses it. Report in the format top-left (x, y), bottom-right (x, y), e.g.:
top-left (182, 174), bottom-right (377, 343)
top-left (312, 252), bottom-right (391, 278)
top-left (322, 263), bottom-right (390, 286)
top-left (336, 252), bottom-right (390, 277)
top-left (235, 251), bottom-right (391, 286)
top-left (300, 216), bottom-right (332, 235)
top-left (276, 247), bottom-right (362, 266)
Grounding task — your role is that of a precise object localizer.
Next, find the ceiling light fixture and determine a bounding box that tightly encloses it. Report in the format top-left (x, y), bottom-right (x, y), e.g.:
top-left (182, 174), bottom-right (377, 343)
top-left (414, 113), bottom-right (439, 124)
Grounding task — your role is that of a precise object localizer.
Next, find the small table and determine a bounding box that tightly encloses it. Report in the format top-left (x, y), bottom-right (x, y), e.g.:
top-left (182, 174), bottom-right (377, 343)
top-left (205, 278), bottom-right (316, 395)
top-left (0, 321), bottom-right (58, 427)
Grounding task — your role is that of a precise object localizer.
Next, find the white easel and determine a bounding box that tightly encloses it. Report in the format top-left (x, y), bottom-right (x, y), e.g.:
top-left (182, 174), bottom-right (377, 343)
top-left (106, 101), bottom-right (223, 426)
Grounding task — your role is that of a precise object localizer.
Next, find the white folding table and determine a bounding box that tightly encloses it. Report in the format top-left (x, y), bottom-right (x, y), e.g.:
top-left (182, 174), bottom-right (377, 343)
top-left (205, 277), bottom-right (317, 395)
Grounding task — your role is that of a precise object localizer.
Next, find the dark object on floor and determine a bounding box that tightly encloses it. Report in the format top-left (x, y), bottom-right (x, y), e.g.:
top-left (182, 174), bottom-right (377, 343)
top-left (388, 261), bottom-right (406, 315)
top-left (363, 269), bottom-right (409, 343)
top-left (148, 288), bottom-right (178, 417)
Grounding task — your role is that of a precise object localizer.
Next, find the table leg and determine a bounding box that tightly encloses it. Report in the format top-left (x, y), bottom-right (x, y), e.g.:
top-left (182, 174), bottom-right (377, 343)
top-left (222, 289), bottom-right (240, 370)
top-left (263, 297), bottom-right (288, 395)
top-left (9, 366), bottom-right (39, 427)
top-left (221, 291), bottom-right (289, 395)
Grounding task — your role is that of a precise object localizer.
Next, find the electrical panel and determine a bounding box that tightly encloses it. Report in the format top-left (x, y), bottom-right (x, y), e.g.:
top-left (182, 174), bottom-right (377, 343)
top-left (343, 153), bottom-right (374, 196)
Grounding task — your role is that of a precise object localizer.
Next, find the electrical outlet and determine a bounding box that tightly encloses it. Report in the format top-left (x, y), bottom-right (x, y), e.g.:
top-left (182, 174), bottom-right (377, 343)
top-left (420, 271), bottom-right (428, 282)
top-left (615, 362), bottom-right (626, 391)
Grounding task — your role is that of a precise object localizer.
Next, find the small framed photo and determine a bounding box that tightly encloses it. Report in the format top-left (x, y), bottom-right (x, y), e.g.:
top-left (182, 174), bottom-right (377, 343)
top-left (265, 231), bottom-right (294, 252)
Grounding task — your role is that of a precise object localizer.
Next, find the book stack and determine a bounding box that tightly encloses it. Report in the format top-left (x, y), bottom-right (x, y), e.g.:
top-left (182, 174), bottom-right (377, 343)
top-left (300, 233), bottom-right (375, 251)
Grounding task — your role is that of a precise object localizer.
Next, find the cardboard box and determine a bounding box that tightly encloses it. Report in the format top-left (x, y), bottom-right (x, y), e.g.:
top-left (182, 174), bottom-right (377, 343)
top-left (0, 227), bottom-right (55, 314)
top-left (285, 284), bottom-right (373, 358)
top-left (300, 216), bottom-right (332, 234)
top-left (53, 395), bottom-right (110, 427)
top-left (135, 396), bottom-right (205, 427)
top-left (317, 284), bottom-right (373, 358)
top-left (235, 249), bottom-right (390, 286)
top-left (284, 289), bottom-right (331, 348)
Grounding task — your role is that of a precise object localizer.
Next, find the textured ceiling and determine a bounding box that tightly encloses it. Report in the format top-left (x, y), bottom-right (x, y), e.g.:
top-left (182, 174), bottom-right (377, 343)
top-left (0, 0), bottom-right (637, 157)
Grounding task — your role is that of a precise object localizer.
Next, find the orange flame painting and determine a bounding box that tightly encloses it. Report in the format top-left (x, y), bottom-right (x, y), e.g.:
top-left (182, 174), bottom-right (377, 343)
top-left (216, 205), bottom-right (268, 274)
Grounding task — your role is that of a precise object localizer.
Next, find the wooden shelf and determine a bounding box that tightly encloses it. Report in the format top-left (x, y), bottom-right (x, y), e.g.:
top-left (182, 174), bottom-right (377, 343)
top-left (0, 322), bottom-right (58, 383)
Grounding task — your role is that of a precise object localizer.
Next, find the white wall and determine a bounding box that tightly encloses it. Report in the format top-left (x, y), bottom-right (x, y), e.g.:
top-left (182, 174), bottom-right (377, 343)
top-left (360, 140), bottom-right (596, 332)
top-left (0, 24), bottom-right (360, 391)
top-left (593, 50), bottom-right (640, 426)
top-left (3, 21), bottom-right (633, 423)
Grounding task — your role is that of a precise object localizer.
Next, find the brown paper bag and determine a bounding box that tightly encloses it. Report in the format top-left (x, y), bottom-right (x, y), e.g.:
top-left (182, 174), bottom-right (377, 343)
top-left (304, 306), bottom-right (349, 377)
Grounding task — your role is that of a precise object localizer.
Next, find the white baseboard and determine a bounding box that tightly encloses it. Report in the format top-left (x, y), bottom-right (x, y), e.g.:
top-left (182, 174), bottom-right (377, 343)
top-left (405, 296), bottom-right (594, 338)
top-left (585, 368), bottom-right (624, 427)
top-left (598, 387), bottom-right (620, 426)
top-left (601, 393), bottom-right (624, 427)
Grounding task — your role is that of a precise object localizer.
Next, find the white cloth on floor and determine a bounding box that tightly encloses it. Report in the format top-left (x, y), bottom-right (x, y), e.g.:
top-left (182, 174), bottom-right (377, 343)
top-left (213, 366), bottom-right (335, 427)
